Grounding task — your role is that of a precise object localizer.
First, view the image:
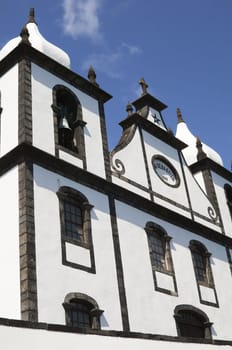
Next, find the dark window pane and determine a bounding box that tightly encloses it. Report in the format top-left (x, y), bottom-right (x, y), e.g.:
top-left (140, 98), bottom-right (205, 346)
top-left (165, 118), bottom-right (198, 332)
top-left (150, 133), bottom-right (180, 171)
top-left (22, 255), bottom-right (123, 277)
top-left (67, 300), bottom-right (91, 328)
top-left (178, 311), bottom-right (205, 338)
top-left (149, 234), bottom-right (166, 270)
top-left (63, 200), bottom-right (83, 240)
top-left (192, 251), bottom-right (207, 283)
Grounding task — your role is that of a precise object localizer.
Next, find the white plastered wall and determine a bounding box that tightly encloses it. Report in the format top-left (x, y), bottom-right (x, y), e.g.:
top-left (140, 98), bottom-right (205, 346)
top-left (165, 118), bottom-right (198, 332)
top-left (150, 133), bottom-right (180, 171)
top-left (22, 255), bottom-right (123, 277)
top-left (0, 65), bottom-right (18, 156)
top-left (33, 165), bottom-right (122, 329)
top-left (0, 166), bottom-right (20, 318)
top-left (115, 200), bottom-right (232, 339)
top-left (31, 64), bottom-right (106, 178)
top-left (179, 155), bottom-right (221, 232)
top-left (111, 128), bottom-right (150, 198)
top-left (0, 325), bottom-right (231, 350)
top-left (193, 172), bottom-right (206, 192)
top-left (143, 130), bottom-right (191, 218)
top-left (211, 171), bottom-right (232, 236)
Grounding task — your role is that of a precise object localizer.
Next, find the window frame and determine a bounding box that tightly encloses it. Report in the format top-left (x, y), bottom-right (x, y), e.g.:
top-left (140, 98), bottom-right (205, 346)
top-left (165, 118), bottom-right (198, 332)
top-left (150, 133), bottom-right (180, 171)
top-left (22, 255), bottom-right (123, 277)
top-left (63, 293), bottom-right (103, 330)
top-left (189, 240), bottom-right (213, 288)
top-left (58, 186), bottom-right (93, 247)
top-left (189, 240), bottom-right (219, 307)
top-left (57, 187), bottom-right (96, 273)
top-left (145, 222), bottom-right (177, 295)
top-left (174, 304), bottom-right (212, 340)
top-left (52, 85), bottom-right (86, 162)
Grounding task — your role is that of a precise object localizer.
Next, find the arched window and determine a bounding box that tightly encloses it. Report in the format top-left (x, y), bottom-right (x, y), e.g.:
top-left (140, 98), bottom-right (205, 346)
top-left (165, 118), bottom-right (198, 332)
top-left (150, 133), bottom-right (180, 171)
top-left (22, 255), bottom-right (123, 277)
top-left (57, 187), bottom-right (95, 272)
top-left (189, 240), bottom-right (213, 287)
top-left (145, 222), bottom-right (177, 295)
top-left (63, 293), bottom-right (103, 329)
top-left (145, 222), bottom-right (173, 273)
top-left (174, 305), bottom-right (212, 339)
top-left (52, 85), bottom-right (86, 157)
top-left (58, 186), bottom-right (93, 245)
top-left (224, 183), bottom-right (232, 219)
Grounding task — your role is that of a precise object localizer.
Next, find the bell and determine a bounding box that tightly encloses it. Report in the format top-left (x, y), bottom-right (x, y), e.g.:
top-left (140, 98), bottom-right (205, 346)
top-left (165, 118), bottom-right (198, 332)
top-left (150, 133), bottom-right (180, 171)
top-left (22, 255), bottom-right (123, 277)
top-left (59, 115), bottom-right (71, 130)
top-left (58, 105), bottom-right (72, 130)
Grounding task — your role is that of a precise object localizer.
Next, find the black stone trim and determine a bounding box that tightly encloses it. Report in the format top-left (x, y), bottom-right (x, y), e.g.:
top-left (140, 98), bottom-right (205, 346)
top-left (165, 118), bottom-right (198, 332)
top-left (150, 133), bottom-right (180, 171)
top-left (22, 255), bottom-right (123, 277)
top-left (224, 184), bottom-right (232, 220)
top-left (112, 172), bottom-right (221, 227)
top-left (197, 164), bottom-right (224, 233)
top-left (181, 155), bottom-right (221, 228)
top-left (225, 247), bottom-right (232, 275)
top-left (0, 317), bottom-right (232, 345)
top-left (0, 91), bottom-right (2, 152)
top-left (0, 90), bottom-right (2, 115)
top-left (112, 171), bottom-right (151, 193)
top-left (98, 101), bottom-right (111, 181)
top-left (18, 59), bottom-right (32, 144)
top-left (108, 195), bottom-right (130, 332)
top-left (110, 124), bottom-right (137, 170)
top-left (119, 113), bottom-right (187, 150)
top-left (139, 127), bottom-right (154, 201)
top-left (0, 43), bottom-right (112, 103)
top-left (190, 158), bottom-right (232, 182)
top-left (192, 210), bottom-right (221, 227)
top-left (178, 152), bottom-right (194, 220)
top-left (2, 144), bottom-right (232, 248)
top-left (132, 92), bottom-right (167, 112)
top-left (18, 161), bottom-right (38, 321)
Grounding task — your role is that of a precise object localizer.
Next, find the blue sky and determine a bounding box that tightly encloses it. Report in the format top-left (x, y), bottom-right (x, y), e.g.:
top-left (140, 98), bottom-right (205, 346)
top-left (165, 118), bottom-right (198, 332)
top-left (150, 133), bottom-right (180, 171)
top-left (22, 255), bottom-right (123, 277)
top-left (0, 0), bottom-right (231, 169)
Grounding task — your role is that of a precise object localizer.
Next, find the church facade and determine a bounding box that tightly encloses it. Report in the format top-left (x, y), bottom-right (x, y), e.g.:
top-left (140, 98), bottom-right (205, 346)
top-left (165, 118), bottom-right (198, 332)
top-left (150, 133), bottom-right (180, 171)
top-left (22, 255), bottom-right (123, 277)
top-left (0, 9), bottom-right (231, 349)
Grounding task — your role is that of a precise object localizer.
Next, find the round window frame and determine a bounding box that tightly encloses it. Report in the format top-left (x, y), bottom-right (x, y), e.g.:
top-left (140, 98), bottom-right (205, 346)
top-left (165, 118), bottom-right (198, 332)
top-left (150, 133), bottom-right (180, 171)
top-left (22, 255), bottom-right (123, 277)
top-left (151, 155), bottom-right (180, 188)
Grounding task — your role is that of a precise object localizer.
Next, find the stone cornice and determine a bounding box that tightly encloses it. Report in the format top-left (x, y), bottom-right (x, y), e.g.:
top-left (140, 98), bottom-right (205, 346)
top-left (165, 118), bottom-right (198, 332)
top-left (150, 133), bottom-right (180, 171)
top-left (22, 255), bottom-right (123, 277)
top-left (119, 113), bottom-right (187, 151)
top-left (0, 316), bottom-right (232, 346)
top-left (0, 43), bottom-right (112, 103)
top-left (190, 158), bottom-right (232, 182)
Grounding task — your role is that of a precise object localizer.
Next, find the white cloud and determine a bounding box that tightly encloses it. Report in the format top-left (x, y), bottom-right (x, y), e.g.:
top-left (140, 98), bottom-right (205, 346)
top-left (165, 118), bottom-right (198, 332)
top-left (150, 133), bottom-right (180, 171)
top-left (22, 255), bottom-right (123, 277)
top-left (62, 0), bottom-right (103, 41)
top-left (82, 42), bottom-right (142, 79)
top-left (122, 42), bottom-right (142, 55)
top-left (83, 51), bottom-right (122, 79)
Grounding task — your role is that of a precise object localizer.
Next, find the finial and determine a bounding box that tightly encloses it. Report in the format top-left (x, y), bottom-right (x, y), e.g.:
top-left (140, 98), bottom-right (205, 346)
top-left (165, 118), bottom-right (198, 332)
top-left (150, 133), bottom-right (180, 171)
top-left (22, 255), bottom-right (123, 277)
top-left (28, 8), bottom-right (36, 24)
top-left (196, 137), bottom-right (207, 161)
top-left (126, 102), bottom-right (133, 116)
top-left (139, 78), bottom-right (148, 96)
top-left (20, 25), bottom-right (31, 45)
top-left (176, 108), bottom-right (184, 123)
top-left (88, 66), bottom-right (99, 87)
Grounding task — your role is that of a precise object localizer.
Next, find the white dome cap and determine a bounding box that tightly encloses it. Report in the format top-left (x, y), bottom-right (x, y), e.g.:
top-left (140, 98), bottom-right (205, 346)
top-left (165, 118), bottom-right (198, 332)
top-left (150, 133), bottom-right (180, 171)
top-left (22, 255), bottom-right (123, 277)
top-left (0, 8), bottom-right (70, 68)
top-left (175, 108), bottom-right (223, 166)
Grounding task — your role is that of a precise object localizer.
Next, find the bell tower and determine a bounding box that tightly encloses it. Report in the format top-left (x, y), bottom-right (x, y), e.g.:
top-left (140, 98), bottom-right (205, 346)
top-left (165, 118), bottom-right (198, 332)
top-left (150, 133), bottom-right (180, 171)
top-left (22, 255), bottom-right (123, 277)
top-left (0, 8), bottom-right (113, 322)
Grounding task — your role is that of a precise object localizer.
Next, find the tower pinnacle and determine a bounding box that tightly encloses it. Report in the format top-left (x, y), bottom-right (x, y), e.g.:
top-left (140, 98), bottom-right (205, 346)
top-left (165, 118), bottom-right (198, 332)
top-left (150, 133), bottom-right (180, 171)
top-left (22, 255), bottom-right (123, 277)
top-left (176, 108), bottom-right (185, 123)
top-left (28, 8), bottom-right (37, 24)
